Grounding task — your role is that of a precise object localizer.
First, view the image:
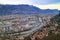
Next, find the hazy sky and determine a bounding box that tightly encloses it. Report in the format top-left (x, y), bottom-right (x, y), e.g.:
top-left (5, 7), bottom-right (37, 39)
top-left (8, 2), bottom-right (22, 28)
top-left (0, 0), bottom-right (60, 10)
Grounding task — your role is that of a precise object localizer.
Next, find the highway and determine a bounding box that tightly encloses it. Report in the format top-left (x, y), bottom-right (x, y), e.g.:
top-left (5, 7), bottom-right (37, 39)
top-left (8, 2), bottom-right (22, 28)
top-left (12, 21), bottom-right (44, 37)
top-left (0, 21), bottom-right (44, 37)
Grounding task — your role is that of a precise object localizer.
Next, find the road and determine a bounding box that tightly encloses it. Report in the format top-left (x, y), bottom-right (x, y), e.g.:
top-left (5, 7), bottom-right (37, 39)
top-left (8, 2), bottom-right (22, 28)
top-left (0, 21), bottom-right (44, 37)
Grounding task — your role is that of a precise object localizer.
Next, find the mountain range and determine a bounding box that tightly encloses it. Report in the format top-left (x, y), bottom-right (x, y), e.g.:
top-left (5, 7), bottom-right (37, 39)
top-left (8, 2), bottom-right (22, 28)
top-left (0, 4), bottom-right (59, 16)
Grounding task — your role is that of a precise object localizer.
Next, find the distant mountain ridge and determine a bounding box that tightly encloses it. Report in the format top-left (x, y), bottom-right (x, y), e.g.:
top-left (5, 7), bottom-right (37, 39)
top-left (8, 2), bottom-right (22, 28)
top-left (0, 4), bottom-right (59, 16)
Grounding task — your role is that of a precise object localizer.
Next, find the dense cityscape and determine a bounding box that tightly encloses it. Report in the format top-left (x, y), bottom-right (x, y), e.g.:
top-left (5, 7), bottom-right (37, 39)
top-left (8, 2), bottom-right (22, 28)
top-left (0, 4), bottom-right (60, 40)
top-left (0, 14), bottom-right (58, 40)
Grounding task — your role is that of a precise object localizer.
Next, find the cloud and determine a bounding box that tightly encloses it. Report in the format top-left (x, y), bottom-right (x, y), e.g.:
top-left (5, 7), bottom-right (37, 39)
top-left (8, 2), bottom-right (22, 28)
top-left (0, 0), bottom-right (33, 5)
top-left (0, 0), bottom-right (60, 5)
top-left (35, 3), bottom-right (60, 10)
